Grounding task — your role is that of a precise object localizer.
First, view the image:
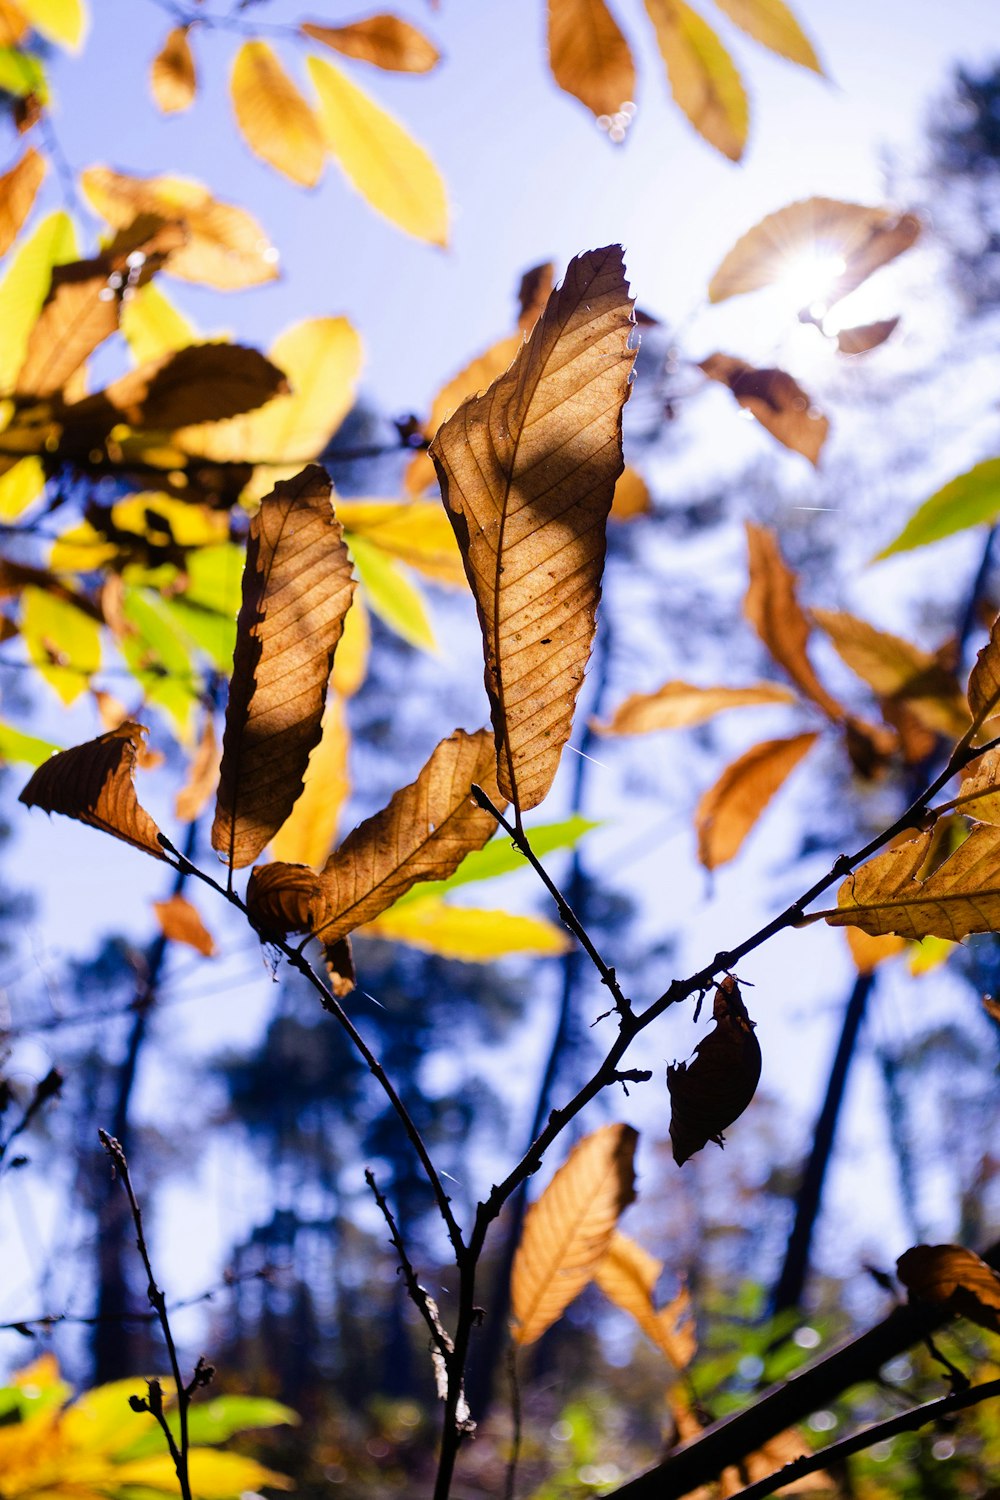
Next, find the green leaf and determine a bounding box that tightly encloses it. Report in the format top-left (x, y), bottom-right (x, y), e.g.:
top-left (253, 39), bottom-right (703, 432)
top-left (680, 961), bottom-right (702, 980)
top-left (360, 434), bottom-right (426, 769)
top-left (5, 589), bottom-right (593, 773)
top-left (120, 586), bottom-right (201, 740)
top-left (393, 816), bottom-right (601, 906)
top-left (181, 542), bottom-right (244, 619)
top-left (877, 458), bottom-right (1000, 558)
top-left (0, 719), bottom-right (60, 766)
top-left (117, 1394), bottom-right (299, 1461)
top-left (0, 210), bottom-right (77, 393)
top-left (0, 47), bottom-right (47, 98)
top-left (347, 531), bottom-right (436, 651)
top-left (159, 594), bottom-right (235, 673)
top-left (21, 587), bottom-right (100, 704)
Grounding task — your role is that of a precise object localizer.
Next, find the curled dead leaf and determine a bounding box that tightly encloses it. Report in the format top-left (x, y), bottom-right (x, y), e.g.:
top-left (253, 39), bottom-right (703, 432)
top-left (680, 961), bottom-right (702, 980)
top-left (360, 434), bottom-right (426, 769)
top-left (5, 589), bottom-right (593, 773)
top-left (826, 825), bottom-right (1000, 941)
top-left (246, 861), bottom-right (326, 942)
top-left (745, 524), bottom-right (844, 719)
top-left (897, 1243), bottom-right (1000, 1335)
top-left (324, 935), bottom-right (356, 997)
top-left (667, 976), bottom-right (761, 1165)
top-left (19, 722), bottom-right (165, 860)
top-left (701, 354), bottom-right (828, 464)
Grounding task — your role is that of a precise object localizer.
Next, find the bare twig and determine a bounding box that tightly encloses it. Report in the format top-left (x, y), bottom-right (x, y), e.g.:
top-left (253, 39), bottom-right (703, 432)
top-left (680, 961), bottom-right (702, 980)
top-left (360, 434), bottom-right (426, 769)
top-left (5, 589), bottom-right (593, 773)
top-left (0, 1068), bottom-right (62, 1176)
top-left (0, 1266), bottom-right (276, 1335)
top-left (364, 1167), bottom-right (454, 1364)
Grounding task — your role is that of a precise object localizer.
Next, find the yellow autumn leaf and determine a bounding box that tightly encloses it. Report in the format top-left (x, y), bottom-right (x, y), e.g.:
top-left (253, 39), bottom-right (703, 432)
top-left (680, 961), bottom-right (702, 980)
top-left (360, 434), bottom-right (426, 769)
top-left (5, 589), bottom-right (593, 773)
top-left (811, 608), bottom-right (969, 739)
top-left (0, 454), bottom-right (44, 518)
top-left (332, 587), bottom-right (369, 697)
top-left (21, 586), bottom-right (101, 705)
top-left (115, 1447), bottom-right (292, 1495)
top-left (231, 40), bottom-right (325, 188)
top-left (17, 0), bottom-right (86, 50)
top-left (120, 282), bottom-right (198, 366)
top-left (0, 210), bottom-right (77, 394)
top-left (150, 25), bottom-right (197, 114)
top-left (610, 465), bottom-right (650, 519)
top-left (908, 934), bottom-right (955, 976)
top-left (362, 896), bottom-right (571, 960)
top-left (337, 498), bottom-right (465, 586)
top-left (307, 52), bottom-right (449, 245)
top-left (712, 0), bottom-right (822, 72)
top-left (348, 531), bottom-right (436, 651)
top-left (593, 1230), bottom-right (696, 1370)
top-left (844, 925), bottom-right (905, 974)
top-left (404, 333), bottom-right (524, 496)
top-left (645, 0), bottom-right (748, 161)
top-left (271, 694), bottom-right (350, 869)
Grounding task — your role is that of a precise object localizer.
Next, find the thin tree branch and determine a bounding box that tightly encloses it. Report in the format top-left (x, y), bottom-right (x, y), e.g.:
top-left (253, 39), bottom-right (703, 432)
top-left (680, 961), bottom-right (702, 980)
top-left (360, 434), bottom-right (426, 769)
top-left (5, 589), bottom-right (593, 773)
top-left (0, 1267), bottom-right (276, 1335)
top-left (0, 1067), bottom-right (62, 1176)
top-left (364, 1167), bottom-right (454, 1364)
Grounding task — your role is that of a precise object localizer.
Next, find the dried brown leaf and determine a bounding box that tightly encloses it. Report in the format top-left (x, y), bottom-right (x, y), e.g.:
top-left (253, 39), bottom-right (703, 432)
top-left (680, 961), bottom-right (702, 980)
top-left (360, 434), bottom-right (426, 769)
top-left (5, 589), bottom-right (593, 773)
top-left (695, 731), bottom-right (817, 869)
top-left (668, 976), bottom-right (761, 1165)
top-left (246, 861), bottom-right (326, 942)
top-left (708, 197), bottom-right (920, 305)
top-left (212, 465), bottom-right (356, 870)
top-left (517, 263), bottom-right (556, 331)
top-left (313, 727), bottom-right (505, 944)
top-left (153, 894), bottom-right (216, 957)
top-left (151, 26), bottom-right (197, 114)
top-left (301, 15), bottom-right (440, 72)
top-left (897, 1244), bottom-right (1000, 1335)
top-left (826, 825), bottom-right (1000, 941)
top-left (324, 935), bottom-right (356, 996)
top-left (175, 714), bottom-right (220, 823)
top-left (954, 748), bottom-right (1000, 826)
top-left (836, 317), bottom-right (899, 355)
top-left (593, 1231), bottom-right (695, 1370)
top-left (701, 354), bottom-right (828, 464)
top-left (89, 342), bottom-right (289, 431)
top-left (595, 680), bottom-right (796, 736)
top-left (811, 608), bottom-right (969, 739)
top-left (231, 41), bottom-right (325, 188)
top-left (511, 1122), bottom-right (637, 1346)
top-left (967, 613), bottom-right (1000, 737)
top-left (645, 0), bottom-right (748, 162)
top-left (548, 0), bottom-right (636, 124)
top-left (19, 722), bottom-right (165, 860)
top-left (0, 146), bottom-right (44, 257)
top-left (744, 524), bottom-right (844, 719)
top-left (431, 246), bottom-right (635, 814)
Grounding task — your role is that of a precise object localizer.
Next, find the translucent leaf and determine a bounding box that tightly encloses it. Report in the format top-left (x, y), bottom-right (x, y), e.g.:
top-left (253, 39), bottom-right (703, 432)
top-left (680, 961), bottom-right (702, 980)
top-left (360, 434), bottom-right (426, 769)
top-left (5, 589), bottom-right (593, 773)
top-left (0, 146), bottom-right (43, 257)
top-left (811, 608), bottom-right (969, 739)
top-left (897, 1243), bottom-right (1000, 1335)
top-left (908, 933), bottom-right (954, 976)
top-left (213, 465), bottom-right (355, 870)
top-left (153, 893), bottom-right (216, 956)
top-left (310, 726), bottom-right (506, 944)
top-left (610, 465), bottom-right (650, 519)
top-left (844, 925), bottom-right (905, 974)
top-left (431, 246), bottom-right (634, 814)
top-left (511, 1122), bottom-right (637, 1346)
top-left (114, 1447), bottom-right (291, 1497)
top-left (0, 210), bottom-right (77, 394)
top-left (744, 523), bottom-right (843, 720)
top-left (667, 976), bottom-right (761, 1163)
top-left (836, 316), bottom-right (899, 355)
top-left (967, 612), bottom-right (1000, 737)
top-left (338, 498), bottom-right (464, 586)
top-left (0, 719), bottom-right (59, 766)
top-left (392, 814), bottom-right (600, 905)
top-left (19, 721), bottom-right (165, 860)
top-left (231, 40), bottom-right (325, 188)
top-left (80, 167), bottom-right (279, 290)
top-left (270, 694), bottom-right (350, 869)
top-left (17, 0), bottom-right (86, 50)
top-left (877, 458), bottom-right (1000, 559)
top-left (0, 44), bottom-right (44, 97)
top-left (21, 586), bottom-right (100, 704)
top-left (120, 282), bottom-right (197, 365)
top-left (150, 25), bottom-right (196, 114)
top-left (712, 0), bottom-right (822, 72)
top-left (307, 52), bottom-right (449, 245)
top-left (548, 0), bottom-right (636, 123)
top-left (301, 15), bottom-right (440, 72)
top-left (644, 0), bottom-right (748, 161)
top-left (175, 714), bottom-right (220, 823)
top-left (361, 896), bottom-right (571, 960)
top-left (120, 586), bottom-right (200, 742)
top-left (695, 731), bottom-right (818, 869)
top-left (0, 454), bottom-right (44, 518)
top-left (826, 825), bottom-right (1000, 941)
top-left (595, 680), bottom-right (796, 735)
top-left (348, 531), bottom-right (436, 651)
top-left (594, 1231), bottom-right (696, 1369)
top-left (701, 353), bottom-right (828, 464)
top-left (404, 333), bottom-right (523, 496)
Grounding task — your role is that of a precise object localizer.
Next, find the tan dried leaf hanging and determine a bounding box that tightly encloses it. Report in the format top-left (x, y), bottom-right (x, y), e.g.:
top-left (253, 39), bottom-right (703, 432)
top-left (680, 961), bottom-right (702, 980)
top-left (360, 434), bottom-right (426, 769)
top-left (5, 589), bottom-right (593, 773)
top-left (153, 894), bottom-right (216, 957)
top-left (230, 40), bottom-right (325, 188)
top-left (668, 976), bottom-right (761, 1164)
top-left (897, 1244), bottom-right (1000, 1335)
top-left (701, 354), bottom-right (828, 464)
top-left (151, 26), bottom-right (197, 114)
top-left (301, 15), bottom-right (440, 72)
top-left (967, 613), bottom-right (1000, 737)
top-left (212, 465), bottom-right (355, 870)
top-left (825, 825), bottom-right (1000, 942)
top-left (246, 861), bottom-right (326, 942)
top-left (19, 722), bottom-right (165, 860)
top-left (431, 246), bottom-right (635, 815)
top-left (593, 1230), bottom-right (695, 1370)
top-left (0, 146), bottom-right (44, 258)
top-left (744, 523), bottom-right (844, 719)
top-left (547, 0), bottom-right (636, 124)
top-left (595, 680), bottom-right (795, 736)
top-left (645, 0), bottom-right (748, 162)
top-left (511, 1122), bottom-right (637, 1346)
top-left (695, 732), bottom-right (817, 869)
top-left (812, 608), bottom-right (969, 739)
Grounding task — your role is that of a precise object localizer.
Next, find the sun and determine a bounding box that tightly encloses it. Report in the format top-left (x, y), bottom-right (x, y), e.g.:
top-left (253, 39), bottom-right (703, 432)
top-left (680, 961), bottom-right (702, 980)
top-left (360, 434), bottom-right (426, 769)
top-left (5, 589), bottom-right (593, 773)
top-left (773, 247), bottom-right (848, 317)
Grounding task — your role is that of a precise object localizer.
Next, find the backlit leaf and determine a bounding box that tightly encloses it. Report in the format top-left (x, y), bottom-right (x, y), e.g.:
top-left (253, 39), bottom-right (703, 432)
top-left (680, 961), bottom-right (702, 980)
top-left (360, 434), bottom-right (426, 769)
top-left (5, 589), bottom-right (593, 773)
top-left (644, 0), bottom-right (748, 161)
top-left (908, 933), bottom-right (955, 975)
top-left (21, 586), bottom-right (100, 704)
top-left (668, 976), bottom-right (761, 1163)
top-left (811, 608), bottom-right (969, 739)
top-left (312, 727), bottom-right (505, 943)
top-left (115, 1447), bottom-right (291, 1496)
top-left (338, 499), bottom-right (464, 586)
top-left (744, 523), bottom-right (844, 720)
top-left (844, 925), bottom-right (905, 974)
top-left (81, 167), bottom-right (279, 290)
top-left (404, 334), bottom-right (523, 497)
top-left (361, 896), bottom-right (571, 960)
top-left (0, 145), bottom-right (43, 256)
top-left (952, 749), bottom-right (1000, 826)
top-left (151, 25), bottom-right (196, 114)
top-left (712, 0), bottom-right (821, 72)
top-left (120, 282), bottom-right (197, 365)
top-left (0, 3), bottom-right (28, 44)
top-left (0, 720), bottom-right (59, 766)
top-left (90, 342), bottom-right (288, 431)
top-left (701, 353), bottom-right (828, 464)
top-left (175, 713), bottom-right (220, 823)
top-left (307, 52), bottom-right (449, 245)
top-left (708, 196), bottom-right (920, 304)
top-left (967, 612), bottom-right (1000, 737)
top-left (897, 1244), bottom-right (1000, 1336)
top-left (231, 41), bottom-right (325, 188)
top-left (595, 679), bottom-right (796, 735)
top-left (348, 531), bottom-right (436, 651)
top-left (431, 246), bottom-right (634, 814)
top-left (19, 721), bottom-right (165, 860)
top-left (392, 814), bottom-right (600, 905)
top-left (836, 316), bottom-right (899, 355)
top-left (0, 455), bottom-right (44, 518)
top-left (17, 0), bottom-right (86, 50)
top-left (246, 861), bottom-right (325, 942)
top-left (153, 893), bottom-right (216, 957)
top-left (0, 210), bottom-right (76, 393)
top-left (826, 825), bottom-right (1000, 941)
top-left (512, 1123), bottom-right (637, 1346)
top-left (548, 0), bottom-right (636, 124)
top-left (695, 731), bottom-right (817, 869)
top-left (594, 1231), bottom-right (696, 1369)
top-left (878, 458), bottom-right (1000, 559)
top-left (610, 465), bottom-right (650, 519)
top-left (301, 15), bottom-right (440, 72)
top-left (213, 465), bottom-right (356, 870)
top-left (270, 694), bottom-right (350, 869)
top-left (332, 587), bottom-right (369, 696)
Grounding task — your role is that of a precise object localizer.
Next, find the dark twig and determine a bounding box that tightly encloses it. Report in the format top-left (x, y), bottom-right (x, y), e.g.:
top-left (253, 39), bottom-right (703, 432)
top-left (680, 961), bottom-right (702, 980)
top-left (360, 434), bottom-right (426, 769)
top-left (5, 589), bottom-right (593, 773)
top-left (721, 1376), bottom-right (1000, 1500)
top-left (365, 1167), bottom-right (454, 1364)
top-left (98, 1130), bottom-right (207, 1500)
top-left (0, 1267), bottom-right (276, 1335)
top-left (0, 1067), bottom-right (62, 1176)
